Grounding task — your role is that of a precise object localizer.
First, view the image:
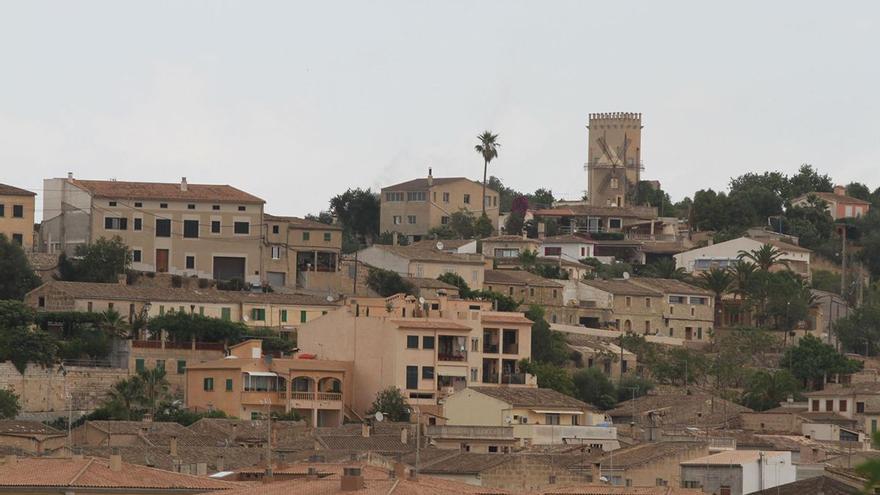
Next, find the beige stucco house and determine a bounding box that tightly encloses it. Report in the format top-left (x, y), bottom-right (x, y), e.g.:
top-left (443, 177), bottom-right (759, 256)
top-left (40, 176), bottom-right (265, 284)
top-left (262, 214), bottom-right (342, 288)
top-left (380, 169), bottom-right (499, 242)
top-left (355, 244), bottom-right (488, 289)
top-left (481, 235), bottom-right (541, 260)
top-left (296, 293), bottom-right (534, 417)
top-left (0, 183), bottom-right (36, 250)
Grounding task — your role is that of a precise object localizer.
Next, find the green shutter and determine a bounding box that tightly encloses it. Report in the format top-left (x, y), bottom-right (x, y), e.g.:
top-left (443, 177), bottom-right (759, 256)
top-left (159, 305), bottom-right (165, 316)
top-left (226, 378), bottom-right (233, 391)
top-left (281, 310), bottom-right (287, 322)
top-left (204, 377), bottom-right (214, 391)
top-left (300, 310), bottom-right (307, 323)
top-left (221, 307), bottom-right (231, 321)
top-left (199, 306), bottom-right (204, 316)
top-left (135, 358), bottom-right (145, 372)
top-left (177, 360), bottom-right (186, 374)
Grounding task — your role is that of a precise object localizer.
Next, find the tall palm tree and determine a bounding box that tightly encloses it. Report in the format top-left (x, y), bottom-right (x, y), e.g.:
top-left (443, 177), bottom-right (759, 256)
top-left (137, 368), bottom-right (170, 416)
top-left (474, 131), bottom-right (500, 216)
top-left (698, 267), bottom-right (733, 325)
top-left (737, 243), bottom-right (788, 272)
top-left (729, 260), bottom-right (757, 300)
top-left (100, 309), bottom-right (130, 338)
top-left (644, 258), bottom-right (688, 280)
top-left (107, 377), bottom-right (143, 420)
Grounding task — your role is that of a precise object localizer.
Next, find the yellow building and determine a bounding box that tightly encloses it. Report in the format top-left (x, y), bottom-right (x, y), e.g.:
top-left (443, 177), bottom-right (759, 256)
top-left (0, 183), bottom-right (36, 250)
top-left (185, 340), bottom-right (352, 426)
top-left (356, 243), bottom-right (488, 289)
top-left (380, 169), bottom-right (499, 242)
top-left (296, 293), bottom-right (534, 417)
top-left (40, 176), bottom-right (265, 284)
top-left (587, 112), bottom-right (643, 208)
top-left (262, 214), bottom-right (342, 288)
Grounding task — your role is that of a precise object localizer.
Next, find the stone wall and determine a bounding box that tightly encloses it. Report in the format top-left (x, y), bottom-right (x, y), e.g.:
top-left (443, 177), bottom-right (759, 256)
top-left (480, 454), bottom-right (593, 492)
top-left (0, 362), bottom-right (128, 420)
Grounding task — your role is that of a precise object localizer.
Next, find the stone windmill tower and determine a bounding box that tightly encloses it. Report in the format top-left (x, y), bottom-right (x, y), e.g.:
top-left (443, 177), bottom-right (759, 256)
top-left (586, 112), bottom-right (644, 208)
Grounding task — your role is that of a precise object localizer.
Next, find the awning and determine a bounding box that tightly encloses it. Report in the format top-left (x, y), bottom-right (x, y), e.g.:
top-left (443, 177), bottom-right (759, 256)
top-left (531, 409), bottom-right (584, 415)
top-left (244, 371), bottom-right (279, 377)
top-left (437, 366), bottom-right (468, 377)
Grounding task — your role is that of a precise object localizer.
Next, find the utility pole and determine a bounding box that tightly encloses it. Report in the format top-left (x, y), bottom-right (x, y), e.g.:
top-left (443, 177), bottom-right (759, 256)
top-left (840, 225), bottom-right (847, 297)
top-left (262, 398), bottom-right (273, 479)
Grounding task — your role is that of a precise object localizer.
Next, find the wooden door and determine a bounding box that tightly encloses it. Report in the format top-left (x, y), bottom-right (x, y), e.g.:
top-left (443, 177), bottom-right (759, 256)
top-left (155, 249), bottom-right (169, 272)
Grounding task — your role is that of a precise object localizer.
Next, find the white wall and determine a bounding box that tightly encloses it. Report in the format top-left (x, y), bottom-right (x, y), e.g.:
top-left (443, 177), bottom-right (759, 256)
top-left (541, 242), bottom-right (593, 261)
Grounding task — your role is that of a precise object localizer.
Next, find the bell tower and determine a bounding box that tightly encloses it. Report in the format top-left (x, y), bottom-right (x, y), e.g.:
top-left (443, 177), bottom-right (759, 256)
top-left (586, 112), bottom-right (643, 208)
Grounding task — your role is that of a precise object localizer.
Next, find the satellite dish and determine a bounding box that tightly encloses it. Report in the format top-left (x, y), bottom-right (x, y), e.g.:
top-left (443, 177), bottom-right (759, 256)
top-left (436, 241), bottom-right (444, 251)
top-left (504, 417), bottom-right (513, 425)
top-left (326, 295), bottom-right (335, 303)
top-left (242, 314), bottom-right (250, 322)
top-left (374, 411), bottom-right (385, 423)
top-left (622, 271), bottom-right (630, 280)
top-left (418, 297), bottom-right (426, 305)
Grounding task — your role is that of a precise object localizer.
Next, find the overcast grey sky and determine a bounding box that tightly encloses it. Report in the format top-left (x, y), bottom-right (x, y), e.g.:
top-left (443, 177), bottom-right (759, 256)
top-left (2, 1), bottom-right (879, 220)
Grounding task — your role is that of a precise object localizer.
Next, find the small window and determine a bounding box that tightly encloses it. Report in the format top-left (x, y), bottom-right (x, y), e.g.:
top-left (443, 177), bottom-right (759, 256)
top-left (238, 206), bottom-right (246, 211)
top-left (11, 234), bottom-right (22, 245)
top-left (463, 194), bottom-right (471, 204)
top-left (234, 222), bottom-right (249, 234)
top-left (177, 360), bottom-right (186, 374)
top-left (609, 218), bottom-right (622, 229)
top-left (423, 336), bottom-right (435, 349)
top-left (160, 203), bottom-right (168, 209)
top-left (529, 287), bottom-right (535, 297)
top-left (203, 377), bottom-right (214, 391)
top-left (109, 201), bottom-right (117, 207)
top-left (134, 202), bottom-right (143, 208)
top-left (858, 402), bottom-right (866, 413)
top-left (104, 217), bottom-right (128, 230)
top-left (133, 218), bottom-right (142, 231)
top-left (407, 215), bottom-right (417, 224)
top-left (156, 359), bottom-right (165, 371)
top-left (840, 399), bottom-right (848, 412)
top-left (87, 302), bottom-right (93, 312)
top-left (303, 232), bottom-right (311, 241)
top-left (12, 205), bottom-right (24, 218)
top-left (393, 216), bottom-right (402, 225)
top-left (271, 245), bottom-right (282, 259)
top-left (407, 335), bottom-right (419, 349)
top-left (280, 310), bottom-right (288, 323)
top-left (625, 296), bottom-right (632, 307)
top-left (443, 192), bottom-right (450, 202)
top-left (187, 204), bottom-right (195, 210)
top-left (272, 225), bottom-right (280, 234)
top-left (38, 296), bottom-right (45, 308)
top-left (441, 216), bottom-right (450, 225)
top-left (324, 232), bottom-right (332, 242)
top-left (251, 308), bottom-right (266, 321)
top-left (185, 255), bottom-right (195, 270)
top-left (406, 191), bottom-right (426, 201)
top-left (155, 219), bottom-right (171, 237)
top-left (135, 358), bottom-right (145, 372)
top-left (221, 307), bottom-right (231, 321)
top-left (422, 366), bottom-right (434, 379)
top-left (300, 310), bottom-right (307, 323)
top-left (226, 379), bottom-right (233, 391)
top-left (132, 250), bottom-right (142, 262)
top-left (212, 204), bottom-right (220, 211)
top-left (211, 220), bottom-right (221, 233)
top-left (183, 220), bottom-right (199, 238)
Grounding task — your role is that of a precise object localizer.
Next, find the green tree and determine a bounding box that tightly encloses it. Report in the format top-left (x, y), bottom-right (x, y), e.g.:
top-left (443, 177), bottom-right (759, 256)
top-left (0, 234), bottom-right (41, 300)
top-left (781, 334), bottom-right (862, 389)
top-left (857, 432), bottom-right (880, 492)
top-left (471, 290), bottom-right (519, 311)
top-left (525, 305), bottom-right (568, 365)
top-left (368, 386), bottom-right (410, 422)
top-left (106, 376), bottom-right (144, 420)
top-left (0, 300), bottom-right (35, 328)
top-left (785, 164), bottom-right (833, 200)
top-left (651, 348), bottom-right (708, 386)
top-left (475, 214), bottom-right (494, 238)
top-left (572, 368), bottom-right (617, 409)
top-left (0, 327), bottom-right (59, 373)
top-left (520, 360), bottom-right (574, 396)
top-left (0, 389), bottom-right (21, 419)
top-left (504, 212), bottom-right (525, 236)
top-left (329, 188), bottom-right (380, 249)
top-left (138, 368), bottom-right (170, 415)
top-left (529, 188), bottom-right (555, 209)
top-left (437, 272), bottom-right (474, 298)
top-left (642, 258), bottom-right (688, 280)
top-left (834, 290), bottom-right (880, 356)
top-left (737, 243), bottom-right (788, 272)
top-left (58, 236), bottom-right (131, 283)
top-left (474, 131), bottom-right (500, 216)
top-left (740, 369), bottom-right (801, 411)
top-left (811, 270), bottom-right (841, 294)
top-left (365, 268), bottom-right (414, 297)
top-left (616, 375), bottom-right (654, 402)
top-left (764, 271), bottom-right (814, 334)
top-left (698, 267), bottom-right (733, 325)
top-left (147, 312), bottom-right (246, 343)
top-left (448, 210), bottom-right (477, 239)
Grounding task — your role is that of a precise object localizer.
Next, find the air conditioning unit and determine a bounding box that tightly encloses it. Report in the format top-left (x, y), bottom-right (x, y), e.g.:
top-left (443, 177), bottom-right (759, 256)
top-left (520, 417), bottom-right (528, 424)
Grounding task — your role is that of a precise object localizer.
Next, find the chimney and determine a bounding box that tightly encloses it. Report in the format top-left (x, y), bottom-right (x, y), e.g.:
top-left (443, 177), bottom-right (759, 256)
top-left (216, 455), bottom-right (224, 472)
top-left (834, 184), bottom-right (846, 196)
top-left (118, 273), bottom-right (128, 286)
top-left (427, 167), bottom-right (433, 187)
top-left (400, 427), bottom-right (409, 445)
top-left (361, 423), bottom-right (371, 438)
top-left (170, 436), bottom-right (178, 458)
top-left (341, 466), bottom-right (364, 491)
top-left (180, 177), bottom-right (188, 192)
top-left (110, 452), bottom-right (123, 472)
top-left (393, 462), bottom-right (407, 479)
top-left (591, 462), bottom-right (601, 483)
top-left (142, 413), bottom-right (153, 423)
top-left (196, 462), bottom-right (208, 476)
top-left (67, 172), bottom-right (74, 180)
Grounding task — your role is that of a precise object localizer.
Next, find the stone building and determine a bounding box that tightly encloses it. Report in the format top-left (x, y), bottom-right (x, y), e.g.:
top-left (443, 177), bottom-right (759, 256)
top-left (0, 183), bottom-right (36, 250)
top-left (586, 112), bottom-right (643, 208)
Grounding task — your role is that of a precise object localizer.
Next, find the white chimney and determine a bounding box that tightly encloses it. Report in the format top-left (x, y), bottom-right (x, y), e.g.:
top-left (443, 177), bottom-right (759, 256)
top-left (67, 172), bottom-right (74, 180)
top-left (180, 177), bottom-right (188, 192)
top-left (427, 167), bottom-right (433, 187)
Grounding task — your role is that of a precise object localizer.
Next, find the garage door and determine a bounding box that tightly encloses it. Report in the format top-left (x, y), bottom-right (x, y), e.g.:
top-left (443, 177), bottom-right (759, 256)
top-left (213, 257), bottom-right (246, 281)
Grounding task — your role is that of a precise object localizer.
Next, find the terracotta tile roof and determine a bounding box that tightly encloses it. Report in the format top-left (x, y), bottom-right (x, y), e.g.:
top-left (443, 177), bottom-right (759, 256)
top-left (264, 214), bottom-right (343, 231)
top-left (0, 420), bottom-right (64, 436)
top-left (382, 177), bottom-right (493, 193)
top-left (187, 418), bottom-right (310, 447)
top-left (0, 183), bottom-right (36, 196)
top-left (391, 319), bottom-right (472, 330)
top-left (410, 239), bottom-right (476, 250)
top-left (468, 387), bottom-right (596, 410)
top-left (629, 278), bottom-right (712, 296)
top-left (481, 313), bottom-right (534, 325)
top-left (369, 245), bottom-right (486, 265)
top-left (78, 445), bottom-right (269, 472)
top-left (30, 281), bottom-right (339, 306)
top-left (71, 179), bottom-right (263, 204)
top-left (581, 279), bottom-right (662, 297)
top-left (765, 239), bottom-right (812, 253)
top-left (542, 235), bottom-right (596, 245)
top-left (483, 235), bottom-right (536, 243)
top-left (752, 475), bottom-right (860, 495)
top-left (591, 442), bottom-right (704, 469)
top-left (419, 452), bottom-right (512, 474)
top-left (606, 393), bottom-right (750, 426)
top-left (544, 486), bottom-right (704, 495)
top-left (485, 270), bottom-right (564, 288)
top-left (0, 456), bottom-right (239, 490)
top-left (794, 191), bottom-right (872, 206)
top-left (405, 277), bottom-right (459, 290)
top-left (804, 382), bottom-right (880, 397)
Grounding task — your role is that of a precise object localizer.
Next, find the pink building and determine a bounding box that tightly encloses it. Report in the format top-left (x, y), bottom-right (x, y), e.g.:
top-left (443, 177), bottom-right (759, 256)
top-left (792, 185), bottom-right (871, 220)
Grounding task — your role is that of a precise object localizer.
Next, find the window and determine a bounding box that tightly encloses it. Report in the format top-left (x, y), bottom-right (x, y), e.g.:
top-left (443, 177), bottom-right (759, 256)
top-left (471, 367), bottom-right (478, 381)
top-left (212, 204), bottom-right (220, 210)
top-left (545, 413), bottom-right (561, 425)
top-left (302, 231), bottom-right (310, 241)
top-left (646, 298), bottom-right (652, 308)
top-left (155, 219), bottom-right (171, 237)
top-left (406, 366), bottom-right (418, 389)
top-left (529, 287), bottom-right (535, 297)
top-left (300, 310), bottom-right (307, 323)
top-left (12, 205), bottom-right (24, 218)
top-left (610, 177), bottom-right (619, 189)
top-left (185, 256), bottom-right (195, 269)
top-left (719, 486), bottom-right (731, 495)
top-left (668, 295), bottom-right (687, 304)
top-left (271, 245), bottom-right (282, 259)
top-left (226, 378), bottom-right (234, 391)
top-left (234, 222), bottom-right (249, 234)
top-left (442, 192), bottom-right (450, 202)
top-left (156, 360), bottom-right (165, 371)
top-left (87, 302), bottom-right (93, 312)
top-left (840, 399), bottom-right (848, 412)
top-left (159, 305), bottom-right (165, 315)
top-left (211, 220), bottom-right (221, 233)
top-left (690, 296), bottom-right (708, 305)
top-left (407, 335), bottom-right (420, 349)
top-left (160, 203), bottom-right (168, 209)
top-left (441, 216), bottom-right (450, 225)
top-left (251, 412), bottom-right (260, 420)
top-left (385, 192), bottom-right (404, 202)
top-left (407, 215), bottom-right (417, 224)
top-left (203, 377), bottom-right (214, 391)
top-left (422, 366), bottom-right (434, 379)
top-left (0, 205), bottom-right (4, 216)
top-left (697, 328), bottom-right (702, 339)
top-left (177, 360), bottom-right (186, 374)
top-left (280, 310), bottom-right (287, 323)
top-left (393, 216), bottom-right (402, 225)
top-left (463, 194), bottom-right (471, 204)
top-left (812, 399), bottom-right (819, 411)
top-left (509, 287), bottom-right (514, 296)
top-left (133, 217), bottom-right (142, 231)
top-left (38, 296), bottom-right (45, 308)
top-left (132, 249), bottom-right (142, 262)
top-left (406, 191), bottom-right (426, 201)
top-left (183, 220), bottom-right (199, 238)
top-left (544, 247), bottom-right (562, 256)
top-left (221, 307), bottom-right (231, 321)
top-left (134, 202), bottom-right (143, 208)
top-left (324, 232), bottom-right (332, 242)
top-left (11, 234), bottom-right (22, 245)
top-left (252, 308), bottom-right (266, 321)
top-left (423, 336), bottom-right (435, 349)
top-left (826, 399), bottom-right (834, 411)
top-left (272, 225), bottom-right (280, 234)
top-left (238, 206), bottom-right (246, 211)
top-left (104, 217), bottom-right (128, 230)
top-left (625, 296), bottom-right (632, 307)
top-left (873, 419), bottom-right (878, 434)
top-left (609, 218), bottom-right (622, 229)
top-left (656, 479), bottom-right (668, 487)
top-left (135, 359), bottom-right (145, 372)
top-left (858, 402), bottom-right (866, 413)
top-left (471, 338), bottom-right (479, 352)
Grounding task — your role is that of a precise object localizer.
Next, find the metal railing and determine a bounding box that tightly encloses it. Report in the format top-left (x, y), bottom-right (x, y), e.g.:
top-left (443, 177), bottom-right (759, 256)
top-left (501, 373), bottom-right (526, 385)
top-left (482, 343), bottom-right (499, 354)
top-left (438, 352), bottom-right (467, 362)
top-left (317, 392), bottom-right (342, 401)
top-left (502, 343), bottom-right (519, 355)
top-left (290, 391), bottom-right (314, 400)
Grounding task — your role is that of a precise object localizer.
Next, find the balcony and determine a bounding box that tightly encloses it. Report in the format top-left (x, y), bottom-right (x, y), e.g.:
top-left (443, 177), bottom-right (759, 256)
top-left (514, 424), bottom-right (618, 446)
top-left (438, 351), bottom-right (467, 362)
top-left (240, 391), bottom-right (286, 405)
top-left (427, 425), bottom-right (514, 441)
top-left (502, 343), bottom-right (519, 355)
top-left (501, 373), bottom-right (526, 385)
top-left (483, 372), bottom-right (499, 384)
top-left (482, 343), bottom-right (499, 354)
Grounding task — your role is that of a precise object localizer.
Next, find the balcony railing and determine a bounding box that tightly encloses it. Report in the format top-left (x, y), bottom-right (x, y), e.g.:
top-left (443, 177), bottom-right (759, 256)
top-left (290, 391), bottom-right (314, 400)
top-left (483, 372), bottom-right (499, 384)
top-left (317, 392), bottom-right (342, 401)
top-left (438, 352), bottom-right (467, 362)
top-left (501, 373), bottom-right (526, 385)
top-left (502, 343), bottom-right (519, 354)
top-left (483, 344), bottom-right (499, 354)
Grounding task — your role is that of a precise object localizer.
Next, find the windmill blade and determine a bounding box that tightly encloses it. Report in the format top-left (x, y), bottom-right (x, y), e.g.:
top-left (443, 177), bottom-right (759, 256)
top-left (597, 136), bottom-right (621, 167)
